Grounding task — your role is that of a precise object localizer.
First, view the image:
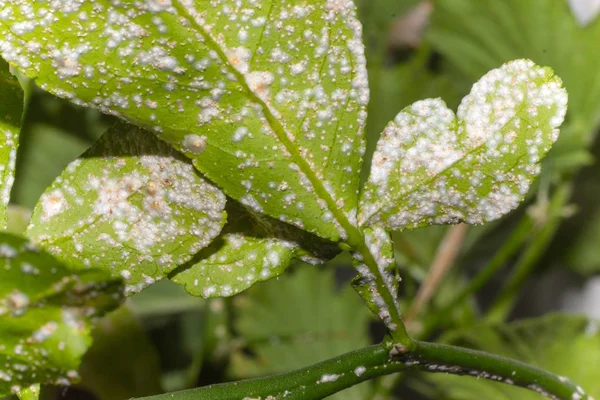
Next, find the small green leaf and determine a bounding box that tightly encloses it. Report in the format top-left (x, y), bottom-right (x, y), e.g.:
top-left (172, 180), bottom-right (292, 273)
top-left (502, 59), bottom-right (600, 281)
top-left (230, 266), bottom-right (373, 400)
top-left (17, 384), bottom-right (39, 400)
top-left (0, 59), bottom-right (24, 228)
top-left (418, 313), bottom-right (599, 400)
top-left (0, 0), bottom-right (370, 242)
top-left (0, 232), bottom-right (121, 397)
top-left (170, 201), bottom-right (340, 298)
top-left (26, 122), bottom-right (226, 295)
top-left (359, 59), bottom-right (567, 230)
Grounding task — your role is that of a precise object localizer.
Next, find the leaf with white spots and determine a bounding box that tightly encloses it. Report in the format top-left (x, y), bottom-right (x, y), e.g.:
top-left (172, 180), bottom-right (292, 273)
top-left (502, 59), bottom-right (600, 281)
top-left (0, 0), bottom-right (369, 243)
top-left (359, 60), bottom-right (568, 231)
top-left (0, 59), bottom-right (23, 228)
top-left (170, 201), bottom-right (340, 298)
top-left (0, 232), bottom-right (122, 397)
top-left (26, 122), bottom-right (227, 296)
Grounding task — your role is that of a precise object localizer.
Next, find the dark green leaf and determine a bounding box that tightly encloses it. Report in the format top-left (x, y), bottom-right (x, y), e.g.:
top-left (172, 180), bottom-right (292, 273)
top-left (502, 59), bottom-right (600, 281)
top-left (0, 232), bottom-right (121, 397)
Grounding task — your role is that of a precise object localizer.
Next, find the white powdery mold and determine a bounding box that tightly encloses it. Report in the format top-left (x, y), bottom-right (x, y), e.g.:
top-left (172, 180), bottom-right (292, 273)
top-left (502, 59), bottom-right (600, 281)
top-left (39, 189), bottom-right (69, 222)
top-left (27, 125), bottom-right (226, 295)
top-left (0, 0), bottom-right (373, 243)
top-left (360, 59), bottom-right (567, 230)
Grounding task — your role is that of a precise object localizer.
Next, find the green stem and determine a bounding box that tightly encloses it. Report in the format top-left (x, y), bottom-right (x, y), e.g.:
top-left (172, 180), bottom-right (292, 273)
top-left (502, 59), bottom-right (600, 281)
top-left (132, 340), bottom-right (590, 400)
top-left (419, 216), bottom-right (533, 338)
top-left (486, 183), bottom-right (572, 323)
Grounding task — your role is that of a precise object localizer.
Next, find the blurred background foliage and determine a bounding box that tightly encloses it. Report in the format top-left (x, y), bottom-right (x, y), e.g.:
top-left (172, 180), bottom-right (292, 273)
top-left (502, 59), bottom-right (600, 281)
top-left (5, 0), bottom-right (600, 399)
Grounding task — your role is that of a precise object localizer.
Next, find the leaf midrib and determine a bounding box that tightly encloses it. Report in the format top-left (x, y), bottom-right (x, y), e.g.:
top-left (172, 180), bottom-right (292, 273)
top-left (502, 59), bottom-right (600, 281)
top-left (171, 1), bottom-right (359, 244)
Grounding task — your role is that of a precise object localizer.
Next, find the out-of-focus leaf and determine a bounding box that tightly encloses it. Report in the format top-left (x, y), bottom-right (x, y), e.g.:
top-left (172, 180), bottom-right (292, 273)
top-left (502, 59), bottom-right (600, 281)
top-left (416, 313), bottom-right (599, 399)
top-left (0, 59), bottom-right (24, 227)
top-left (567, 0), bottom-right (600, 26)
top-left (360, 60), bottom-right (567, 230)
top-left (27, 123), bottom-right (226, 295)
top-left (229, 267), bottom-right (372, 400)
top-left (16, 384), bottom-right (39, 400)
top-left (6, 204), bottom-right (30, 235)
top-left (78, 307), bottom-right (162, 400)
top-left (128, 281), bottom-right (206, 393)
top-left (12, 123), bottom-right (93, 209)
top-left (170, 201), bottom-right (340, 298)
top-left (0, 232), bottom-right (121, 397)
top-left (566, 208), bottom-right (600, 274)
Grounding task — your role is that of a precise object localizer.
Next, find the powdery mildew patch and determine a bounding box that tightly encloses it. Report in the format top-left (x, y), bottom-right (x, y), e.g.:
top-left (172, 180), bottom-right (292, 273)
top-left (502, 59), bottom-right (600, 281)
top-left (0, 0), bottom-right (370, 242)
top-left (359, 60), bottom-right (568, 230)
top-left (27, 123), bottom-right (226, 295)
top-left (171, 201), bottom-right (340, 298)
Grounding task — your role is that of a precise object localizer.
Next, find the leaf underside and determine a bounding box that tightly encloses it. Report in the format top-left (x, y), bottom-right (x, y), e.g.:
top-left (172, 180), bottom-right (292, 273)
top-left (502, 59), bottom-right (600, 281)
top-left (170, 200), bottom-right (340, 298)
top-left (0, 0), bottom-right (370, 243)
top-left (27, 122), bottom-right (226, 295)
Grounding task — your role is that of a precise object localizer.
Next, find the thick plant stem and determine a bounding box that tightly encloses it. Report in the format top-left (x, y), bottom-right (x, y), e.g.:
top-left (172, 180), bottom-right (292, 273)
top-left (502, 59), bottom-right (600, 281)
top-left (133, 340), bottom-right (590, 400)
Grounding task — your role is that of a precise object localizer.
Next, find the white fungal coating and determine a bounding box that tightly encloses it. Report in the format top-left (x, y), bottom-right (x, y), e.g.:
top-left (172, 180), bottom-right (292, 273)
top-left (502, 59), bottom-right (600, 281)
top-left (0, 0), bottom-right (370, 242)
top-left (27, 125), bottom-right (226, 295)
top-left (172, 203), bottom-right (337, 298)
top-left (317, 373), bottom-right (341, 383)
top-left (360, 59), bottom-right (568, 230)
top-left (182, 134), bottom-right (207, 155)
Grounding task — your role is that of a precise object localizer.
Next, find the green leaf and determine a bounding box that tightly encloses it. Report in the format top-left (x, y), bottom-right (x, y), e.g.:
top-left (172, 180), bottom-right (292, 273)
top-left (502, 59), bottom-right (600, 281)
top-left (229, 266), bottom-right (373, 400)
top-left (0, 1), bottom-right (369, 243)
top-left (16, 384), bottom-right (39, 400)
top-left (78, 306), bottom-right (163, 400)
top-left (26, 122), bottom-right (226, 295)
top-left (359, 59), bottom-right (567, 230)
top-left (170, 200), bottom-right (340, 298)
top-left (428, 0), bottom-right (600, 157)
top-left (0, 59), bottom-right (24, 228)
top-left (0, 232), bottom-right (121, 397)
top-left (417, 313), bottom-right (599, 400)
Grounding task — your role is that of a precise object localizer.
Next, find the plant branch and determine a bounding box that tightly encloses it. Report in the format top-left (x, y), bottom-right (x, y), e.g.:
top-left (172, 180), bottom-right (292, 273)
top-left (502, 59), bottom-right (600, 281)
top-left (405, 223), bottom-right (469, 323)
top-left (132, 340), bottom-right (590, 400)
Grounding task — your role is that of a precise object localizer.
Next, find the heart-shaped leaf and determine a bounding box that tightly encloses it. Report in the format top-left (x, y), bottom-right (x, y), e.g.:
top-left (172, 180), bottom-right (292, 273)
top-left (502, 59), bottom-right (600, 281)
top-left (27, 122), bottom-right (226, 295)
top-left (0, 59), bottom-right (24, 228)
top-left (0, 0), bottom-right (369, 243)
top-left (359, 59), bottom-right (567, 230)
top-left (170, 201), bottom-right (340, 298)
top-left (0, 232), bottom-right (121, 397)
